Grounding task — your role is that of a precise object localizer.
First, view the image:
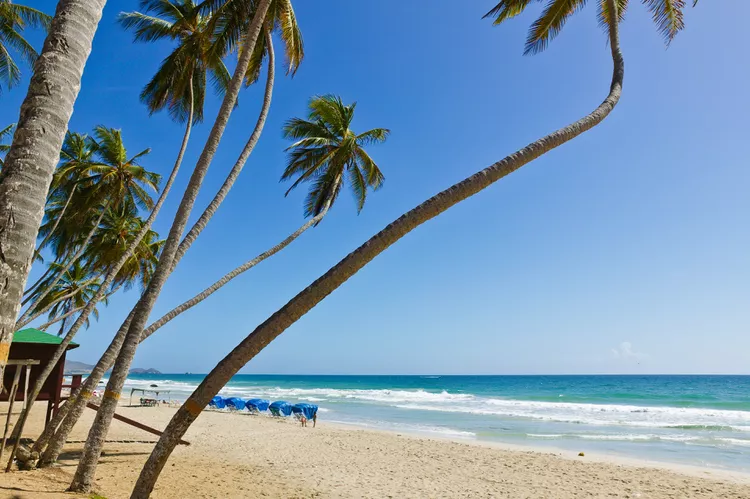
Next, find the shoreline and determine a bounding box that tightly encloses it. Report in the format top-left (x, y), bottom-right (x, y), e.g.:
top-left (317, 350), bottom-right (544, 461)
top-left (321, 418), bottom-right (750, 485)
top-left (4, 404), bottom-right (750, 498)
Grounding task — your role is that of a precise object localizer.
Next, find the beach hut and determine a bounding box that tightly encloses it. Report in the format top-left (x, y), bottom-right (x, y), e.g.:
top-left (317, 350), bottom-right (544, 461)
top-left (224, 397), bottom-right (246, 411)
top-left (269, 401), bottom-right (292, 417)
top-left (291, 403), bottom-right (318, 421)
top-left (245, 398), bottom-right (270, 412)
top-left (1, 328), bottom-right (80, 426)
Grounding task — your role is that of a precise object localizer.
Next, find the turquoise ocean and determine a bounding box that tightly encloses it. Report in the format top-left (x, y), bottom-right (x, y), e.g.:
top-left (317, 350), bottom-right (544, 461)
top-left (109, 374), bottom-right (750, 471)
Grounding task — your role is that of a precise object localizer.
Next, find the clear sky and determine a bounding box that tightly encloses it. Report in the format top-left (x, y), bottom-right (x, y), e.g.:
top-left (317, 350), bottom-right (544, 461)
top-left (5, 1), bottom-right (748, 375)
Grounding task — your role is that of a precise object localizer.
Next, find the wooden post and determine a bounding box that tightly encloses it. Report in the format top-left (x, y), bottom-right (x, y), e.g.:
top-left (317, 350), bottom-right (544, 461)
top-left (0, 366), bottom-right (22, 461)
top-left (22, 365), bottom-right (30, 411)
top-left (86, 402), bottom-right (190, 445)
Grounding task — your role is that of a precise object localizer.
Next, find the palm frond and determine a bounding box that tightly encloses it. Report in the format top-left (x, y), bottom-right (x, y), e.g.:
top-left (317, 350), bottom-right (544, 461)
top-left (525, 0), bottom-right (587, 55)
top-left (354, 148), bottom-right (385, 190)
top-left (276, 0), bottom-right (304, 76)
top-left (643, 0), bottom-right (686, 44)
top-left (6, 3), bottom-right (52, 30)
top-left (0, 22), bottom-right (39, 66)
top-left (597, 0), bottom-right (628, 31)
top-left (356, 128), bottom-right (390, 147)
top-left (483, 0), bottom-right (538, 24)
top-left (0, 42), bottom-right (21, 90)
top-left (117, 12), bottom-right (177, 42)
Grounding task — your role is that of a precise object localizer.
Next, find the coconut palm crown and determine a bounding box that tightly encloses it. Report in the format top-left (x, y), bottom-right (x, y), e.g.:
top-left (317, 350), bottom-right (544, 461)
top-left (282, 94), bottom-right (389, 218)
top-left (485, 0), bottom-right (698, 54)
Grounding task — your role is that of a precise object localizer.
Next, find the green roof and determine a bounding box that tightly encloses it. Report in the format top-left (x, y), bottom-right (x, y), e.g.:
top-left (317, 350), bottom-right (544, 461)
top-left (13, 328), bottom-right (79, 350)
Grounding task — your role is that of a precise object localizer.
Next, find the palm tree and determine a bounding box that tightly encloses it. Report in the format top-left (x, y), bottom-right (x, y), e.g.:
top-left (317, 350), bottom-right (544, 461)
top-left (26, 261), bottom-right (102, 336)
top-left (138, 94), bottom-right (388, 344)
top-left (119, 0), bottom-right (231, 124)
top-left (16, 127), bottom-right (159, 327)
top-left (0, 0), bottom-right (107, 390)
top-left (0, 123), bottom-right (13, 167)
top-left (282, 95), bottom-right (387, 217)
top-left (172, 0), bottom-right (305, 266)
top-left (34, 132), bottom-right (98, 263)
top-left (0, 0), bottom-right (50, 93)
top-left (84, 207), bottom-right (163, 292)
top-left (484, 0), bottom-right (696, 55)
top-left (34, 209), bottom-right (163, 334)
top-left (130, 1), bottom-right (628, 494)
top-left (68, 2), bottom-right (275, 491)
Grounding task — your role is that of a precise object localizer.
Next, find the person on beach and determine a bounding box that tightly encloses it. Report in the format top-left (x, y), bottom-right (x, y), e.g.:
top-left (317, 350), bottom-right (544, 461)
top-left (300, 415), bottom-right (307, 427)
top-left (312, 412), bottom-right (317, 428)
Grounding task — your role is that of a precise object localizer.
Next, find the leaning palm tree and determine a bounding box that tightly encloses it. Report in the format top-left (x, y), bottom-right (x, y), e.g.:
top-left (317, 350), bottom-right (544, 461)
top-left (68, 0), bottom-right (277, 491)
top-left (133, 95), bottom-right (387, 345)
top-left (129, 0), bottom-right (629, 494)
top-left (0, 0), bottom-right (50, 93)
top-left (0, 0), bottom-right (106, 385)
top-left (12, 0), bottom-right (247, 469)
top-left (172, 0), bottom-right (304, 265)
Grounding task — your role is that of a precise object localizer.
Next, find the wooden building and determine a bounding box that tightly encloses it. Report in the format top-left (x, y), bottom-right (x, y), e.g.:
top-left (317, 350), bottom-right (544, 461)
top-left (1, 328), bottom-right (79, 425)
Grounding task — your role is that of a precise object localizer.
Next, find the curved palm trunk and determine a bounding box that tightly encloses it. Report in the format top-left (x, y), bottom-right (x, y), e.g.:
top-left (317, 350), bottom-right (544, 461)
top-left (34, 311), bottom-right (134, 466)
top-left (0, 0), bottom-right (106, 383)
top-left (39, 162), bottom-right (320, 467)
top-left (39, 30), bottom-right (277, 467)
top-left (147, 199), bottom-right (329, 336)
top-left (23, 264), bottom-right (56, 300)
top-left (131, 4), bottom-right (625, 496)
top-left (33, 184), bottom-right (78, 257)
top-left (17, 204), bottom-right (109, 327)
top-left (172, 30), bottom-right (275, 269)
top-left (37, 282), bottom-right (122, 331)
top-left (5, 77), bottom-right (197, 470)
top-left (17, 283), bottom-right (93, 328)
top-left (68, 2), bottom-right (273, 492)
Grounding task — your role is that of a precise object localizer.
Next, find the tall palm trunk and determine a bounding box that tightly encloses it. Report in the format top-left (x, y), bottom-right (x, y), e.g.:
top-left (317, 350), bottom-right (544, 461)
top-left (147, 195), bottom-right (331, 335)
top-left (38, 31), bottom-right (277, 468)
top-left (5, 77), bottom-right (196, 470)
top-left (37, 282), bottom-right (122, 332)
top-left (17, 281), bottom-right (94, 328)
top-left (22, 185), bottom-right (78, 302)
top-left (68, 2), bottom-right (273, 492)
top-left (34, 311), bottom-right (134, 466)
top-left (17, 203), bottom-right (109, 328)
top-left (0, 0), bottom-right (107, 382)
top-left (131, 4), bottom-right (625, 496)
top-left (23, 263), bottom-right (56, 300)
top-left (172, 31), bottom-right (275, 267)
top-left (39, 158), bottom-right (321, 468)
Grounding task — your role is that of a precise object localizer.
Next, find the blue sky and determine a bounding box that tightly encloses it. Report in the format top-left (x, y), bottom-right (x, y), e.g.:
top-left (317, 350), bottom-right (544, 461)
top-left (5, 1), bottom-right (748, 374)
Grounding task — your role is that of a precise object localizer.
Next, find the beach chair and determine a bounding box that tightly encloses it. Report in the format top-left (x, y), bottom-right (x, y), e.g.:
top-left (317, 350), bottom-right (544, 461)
top-left (208, 395), bottom-right (226, 410)
top-left (245, 398), bottom-right (270, 413)
top-left (224, 397), bottom-right (246, 411)
top-left (269, 401), bottom-right (292, 417)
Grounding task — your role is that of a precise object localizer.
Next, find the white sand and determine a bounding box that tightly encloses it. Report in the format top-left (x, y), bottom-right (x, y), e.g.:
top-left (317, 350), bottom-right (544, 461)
top-left (2, 404), bottom-right (750, 498)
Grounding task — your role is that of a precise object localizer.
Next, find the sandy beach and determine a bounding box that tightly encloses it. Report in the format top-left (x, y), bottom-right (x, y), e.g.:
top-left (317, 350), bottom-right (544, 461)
top-left (0, 403), bottom-right (748, 498)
